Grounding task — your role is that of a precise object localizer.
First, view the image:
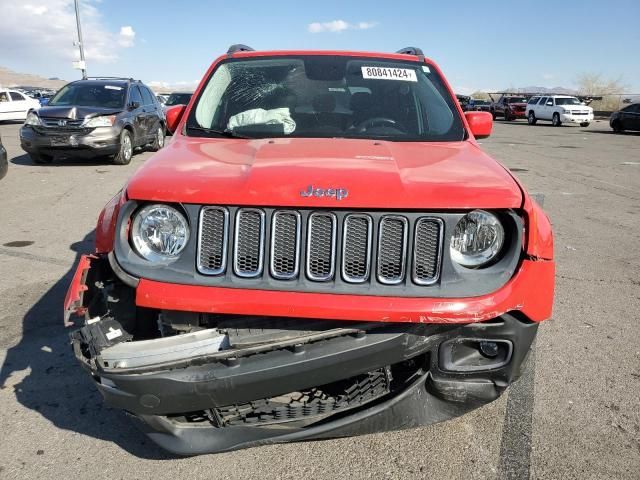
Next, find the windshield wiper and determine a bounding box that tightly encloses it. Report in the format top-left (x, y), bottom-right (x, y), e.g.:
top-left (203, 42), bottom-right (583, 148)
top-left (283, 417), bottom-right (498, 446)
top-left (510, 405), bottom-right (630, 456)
top-left (186, 125), bottom-right (253, 139)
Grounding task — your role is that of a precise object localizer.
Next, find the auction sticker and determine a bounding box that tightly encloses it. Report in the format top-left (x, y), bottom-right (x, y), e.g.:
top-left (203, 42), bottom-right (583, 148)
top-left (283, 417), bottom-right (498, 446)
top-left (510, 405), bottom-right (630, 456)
top-left (361, 66), bottom-right (417, 82)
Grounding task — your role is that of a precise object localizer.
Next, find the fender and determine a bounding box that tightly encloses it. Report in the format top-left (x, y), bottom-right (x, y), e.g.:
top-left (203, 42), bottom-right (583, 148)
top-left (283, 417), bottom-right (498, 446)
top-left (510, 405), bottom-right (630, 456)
top-left (95, 189), bottom-right (127, 253)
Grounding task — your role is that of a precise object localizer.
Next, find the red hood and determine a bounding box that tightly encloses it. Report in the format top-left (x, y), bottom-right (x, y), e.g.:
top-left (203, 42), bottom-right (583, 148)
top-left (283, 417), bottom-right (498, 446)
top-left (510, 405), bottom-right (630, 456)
top-left (125, 137), bottom-right (522, 209)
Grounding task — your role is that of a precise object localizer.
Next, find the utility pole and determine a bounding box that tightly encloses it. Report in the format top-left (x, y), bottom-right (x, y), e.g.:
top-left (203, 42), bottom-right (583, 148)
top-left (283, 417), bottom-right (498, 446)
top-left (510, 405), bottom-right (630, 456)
top-left (74, 0), bottom-right (87, 79)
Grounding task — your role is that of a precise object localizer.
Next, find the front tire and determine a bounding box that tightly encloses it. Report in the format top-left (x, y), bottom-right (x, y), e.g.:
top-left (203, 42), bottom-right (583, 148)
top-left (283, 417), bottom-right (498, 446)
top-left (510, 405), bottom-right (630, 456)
top-left (612, 120), bottom-right (623, 133)
top-left (528, 111), bottom-right (537, 125)
top-left (112, 129), bottom-right (133, 165)
top-left (504, 109), bottom-right (512, 121)
top-left (552, 113), bottom-right (562, 127)
top-left (580, 122), bottom-right (590, 127)
top-left (148, 125), bottom-right (165, 152)
top-left (29, 152), bottom-right (53, 164)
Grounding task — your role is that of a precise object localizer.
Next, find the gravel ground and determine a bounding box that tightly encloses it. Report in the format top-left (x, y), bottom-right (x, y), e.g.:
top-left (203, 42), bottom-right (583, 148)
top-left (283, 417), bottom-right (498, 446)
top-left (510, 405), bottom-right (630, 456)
top-left (0, 119), bottom-right (638, 479)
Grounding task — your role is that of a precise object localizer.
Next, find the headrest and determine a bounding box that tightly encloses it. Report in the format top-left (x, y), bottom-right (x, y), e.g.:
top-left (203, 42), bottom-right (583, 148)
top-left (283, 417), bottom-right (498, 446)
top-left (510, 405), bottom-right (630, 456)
top-left (312, 93), bottom-right (336, 113)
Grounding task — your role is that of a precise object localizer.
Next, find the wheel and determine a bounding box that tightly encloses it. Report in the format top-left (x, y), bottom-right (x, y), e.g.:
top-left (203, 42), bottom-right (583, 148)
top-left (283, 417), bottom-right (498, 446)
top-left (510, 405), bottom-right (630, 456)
top-left (611, 120), bottom-right (623, 133)
top-left (148, 125), bottom-right (165, 152)
top-left (504, 110), bottom-right (512, 121)
top-left (580, 122), bottom-right (590, 127)
top-left (112, 129), bottom-right (133, 165)
top-left (552, 113), bottom-right (562, 127)
top-left (491, 110), bottom-right (497, 120)
top-left (29, 152), bottom-right (53, 164)
top-left (527, 111), bottom-right (537, 125)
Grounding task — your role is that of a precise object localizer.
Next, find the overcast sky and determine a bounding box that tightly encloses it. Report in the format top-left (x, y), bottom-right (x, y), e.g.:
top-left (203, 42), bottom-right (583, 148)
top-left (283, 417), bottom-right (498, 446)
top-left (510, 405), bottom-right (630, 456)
top-left (0, 0), bottom-right (638, 93)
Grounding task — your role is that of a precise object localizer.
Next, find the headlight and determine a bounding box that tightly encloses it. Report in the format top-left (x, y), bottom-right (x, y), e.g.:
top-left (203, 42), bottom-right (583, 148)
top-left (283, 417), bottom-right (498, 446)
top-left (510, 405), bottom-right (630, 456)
top-left (561, 109), bottom-right (571, 114)
top-left (24, 112), bottom-right (41, 126)
top-left (450, 210), bottom-right (504, 268)
top-left (131, 204), bottom-right (189, 261)
top-left (82, 115), bottom-right (115, 128)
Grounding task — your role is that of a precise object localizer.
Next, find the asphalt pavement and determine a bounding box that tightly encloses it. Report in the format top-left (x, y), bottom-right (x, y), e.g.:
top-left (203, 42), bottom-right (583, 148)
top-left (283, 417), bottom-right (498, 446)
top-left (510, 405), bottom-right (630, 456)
top-left (0, 119), bottom-right (638, 479)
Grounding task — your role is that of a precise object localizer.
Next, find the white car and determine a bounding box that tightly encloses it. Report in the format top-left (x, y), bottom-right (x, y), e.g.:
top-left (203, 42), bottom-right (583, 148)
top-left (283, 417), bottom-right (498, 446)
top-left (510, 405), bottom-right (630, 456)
top-left (0, 88), bottom-right (41, 121)
top-left (526, 95), bottom-right (593, 127)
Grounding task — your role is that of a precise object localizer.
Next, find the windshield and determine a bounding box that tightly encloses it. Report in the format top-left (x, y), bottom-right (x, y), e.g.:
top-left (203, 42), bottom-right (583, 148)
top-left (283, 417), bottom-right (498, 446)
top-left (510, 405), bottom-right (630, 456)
top-left (555, 97), bottom-right (582, 106)
top-left (505, 97), bottom-right (527, 104)
top-left (166, 93), bottom-right (192, 106)
top-left (472, 100), bottom-right (489, 105)
top-left (48, 83), bottom-right (126, 108)
top-left (187, 55), bottom-right (465, 141)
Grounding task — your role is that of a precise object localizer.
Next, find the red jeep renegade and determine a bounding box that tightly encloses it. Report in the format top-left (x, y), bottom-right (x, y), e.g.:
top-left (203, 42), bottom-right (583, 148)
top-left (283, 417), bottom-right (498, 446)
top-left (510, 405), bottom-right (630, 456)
top-left (65, 45), bottom-right (554, 455)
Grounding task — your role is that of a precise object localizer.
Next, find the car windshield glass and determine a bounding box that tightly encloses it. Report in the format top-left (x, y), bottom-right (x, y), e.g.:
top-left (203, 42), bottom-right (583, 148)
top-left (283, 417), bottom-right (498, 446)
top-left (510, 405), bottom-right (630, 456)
top-left (48, 83), bottom-right (126, 108)
top-left (555, 97), bottom-right (581, 105)
top-left (187, 55), bottom-right (465, 142)
top-left (505, 97), bottom-right (527, 103)
top-left (473, 100), bottom-right (489, 105)
top-left (165, 93), bottom-right (192, 106)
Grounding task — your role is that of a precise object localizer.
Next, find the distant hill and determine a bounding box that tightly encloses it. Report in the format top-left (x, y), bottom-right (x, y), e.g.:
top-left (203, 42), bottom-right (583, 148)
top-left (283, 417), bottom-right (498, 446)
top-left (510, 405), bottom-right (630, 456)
top-left (0, 66), bottom-right (68, 90)
top-left (501, 86), bottom-right (579, 95)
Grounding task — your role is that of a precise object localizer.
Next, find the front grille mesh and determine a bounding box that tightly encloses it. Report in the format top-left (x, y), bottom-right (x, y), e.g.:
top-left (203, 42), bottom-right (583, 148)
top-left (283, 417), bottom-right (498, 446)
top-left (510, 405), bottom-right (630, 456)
top-left (271, 211), bottom-right (299, 279)
top-left (198, 207), bottom-right (228, 274)
top-left (307, 213), bottom-right (336, 281)
top-left (234, 209), bottom-right (264, 277)
top-left (377, 217), bottom-right (408, 284)
top-left (197, 208), bottom-right (442, 287)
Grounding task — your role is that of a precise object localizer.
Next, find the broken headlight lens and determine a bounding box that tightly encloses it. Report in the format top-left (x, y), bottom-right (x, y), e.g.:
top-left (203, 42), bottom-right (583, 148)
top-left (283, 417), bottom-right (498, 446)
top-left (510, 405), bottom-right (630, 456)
top-left (82, 115), bottom-right (115, 128)
top-left (450, 210), bottom-right (504, 268)
top-left (24, 112), bottom-right (42, 126)
top-left (131, 204), bottom-right (189, 261)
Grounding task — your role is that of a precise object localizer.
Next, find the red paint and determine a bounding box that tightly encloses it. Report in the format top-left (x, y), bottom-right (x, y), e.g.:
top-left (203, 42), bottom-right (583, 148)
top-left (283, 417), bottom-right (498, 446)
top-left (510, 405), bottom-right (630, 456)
top-left (136, 258), bottom-right (554, 323)
top-left (126, 138), bottom-right (522, 209)
top-left (63, 254), bottom-right (94, 326)
top-left (464, 111), bottom-right (493, 139)
top-left (165, 105), bottom-right (186, 134)
top-left (95, 190), bottom-right (126, 253)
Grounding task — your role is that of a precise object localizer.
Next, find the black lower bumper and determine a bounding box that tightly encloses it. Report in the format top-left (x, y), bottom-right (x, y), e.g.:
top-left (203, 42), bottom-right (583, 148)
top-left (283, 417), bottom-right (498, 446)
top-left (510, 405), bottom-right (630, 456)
top-left (71, 312), bottom-right (538, 455)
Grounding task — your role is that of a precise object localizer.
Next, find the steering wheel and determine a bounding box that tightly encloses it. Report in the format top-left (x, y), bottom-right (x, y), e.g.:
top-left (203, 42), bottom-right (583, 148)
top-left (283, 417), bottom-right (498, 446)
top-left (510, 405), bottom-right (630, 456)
top-left (355, 116), bottom-right (406, 133)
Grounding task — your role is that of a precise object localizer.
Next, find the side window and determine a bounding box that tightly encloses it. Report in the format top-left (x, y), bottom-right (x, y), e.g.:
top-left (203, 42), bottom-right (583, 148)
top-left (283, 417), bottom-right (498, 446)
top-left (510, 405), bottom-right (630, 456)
top-left (141, 87), bottom-right (155, 106)
top-left (129, 86), bottom-right (143, 106)
top-left (528, 96), bottom-right (539, 105)
top-left (547, 97), bottom-right (555, 106)
top-left (10, 92), bottom-right (26, 101)
top-left (538, 97), bottom-right (547, 105)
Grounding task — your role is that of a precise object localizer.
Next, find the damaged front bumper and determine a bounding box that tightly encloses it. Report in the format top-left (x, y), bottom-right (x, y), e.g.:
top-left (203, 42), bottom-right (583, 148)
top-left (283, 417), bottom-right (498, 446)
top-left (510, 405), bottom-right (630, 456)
top-left (66, 254), bottom-right (541, 455)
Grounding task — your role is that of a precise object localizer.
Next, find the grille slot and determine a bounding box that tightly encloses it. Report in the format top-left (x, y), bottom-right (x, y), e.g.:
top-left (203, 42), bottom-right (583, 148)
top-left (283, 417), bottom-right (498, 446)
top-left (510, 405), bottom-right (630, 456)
top-left (377, 216), bottom-right (408, 284)
top-left (342, 214), bottom-right (372, 283)
top-left (233, 208), bottom-right (265, 278)
top-left (306, 212), bottom-right (336, 281)
top-left (197, 207), bottom-right (229, 275)
top-left (270, 211), bottom-right (301, 279)
top-left (412, 218), bottom-right (443, 285)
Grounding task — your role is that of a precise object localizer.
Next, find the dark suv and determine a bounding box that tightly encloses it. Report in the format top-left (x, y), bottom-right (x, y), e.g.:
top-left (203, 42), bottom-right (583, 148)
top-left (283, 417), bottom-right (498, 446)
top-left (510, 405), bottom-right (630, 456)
top-left (20, 78), bottom-right (166, 165)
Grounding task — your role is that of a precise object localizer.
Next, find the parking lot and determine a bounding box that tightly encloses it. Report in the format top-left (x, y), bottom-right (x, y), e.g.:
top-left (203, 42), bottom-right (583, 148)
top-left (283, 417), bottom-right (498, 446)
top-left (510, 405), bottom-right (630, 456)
top-left (0, 119), bottom-right (638, 479)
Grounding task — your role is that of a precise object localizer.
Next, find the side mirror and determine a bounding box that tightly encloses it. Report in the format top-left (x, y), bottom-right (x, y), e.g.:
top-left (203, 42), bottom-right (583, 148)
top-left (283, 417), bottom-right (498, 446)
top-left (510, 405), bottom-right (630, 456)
top-left (166, 104), bottom-right (186, 134)
top-left (129, 101), bottom-right (140, 110)
top-left (465, 111), bottom-right (492, 139)
top-left (546, 101), bottom-right (553, 106)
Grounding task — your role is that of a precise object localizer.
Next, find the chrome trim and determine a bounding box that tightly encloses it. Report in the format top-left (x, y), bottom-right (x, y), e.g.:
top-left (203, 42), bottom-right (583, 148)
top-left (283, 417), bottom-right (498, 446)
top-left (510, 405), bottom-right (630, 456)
top-left (196, 206), bottom-right (229, 276)
top-left (270, 210), bottom-right (301, 280)
top-left (306, 212), bottom-right (337, 281)
top-left (233, 208), bottom-right (265, 278)
top-left (376, 215), bottom-right (408, 285)
top-left (341, 214), bottom-right (372, 283)
top-left (411, 217), bottom-right (444, 286)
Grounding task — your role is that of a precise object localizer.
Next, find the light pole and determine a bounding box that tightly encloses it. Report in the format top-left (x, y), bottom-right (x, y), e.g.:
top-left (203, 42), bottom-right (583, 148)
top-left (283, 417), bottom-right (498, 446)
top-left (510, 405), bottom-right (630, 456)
top-left (74, 0), bottom-right (87, 79)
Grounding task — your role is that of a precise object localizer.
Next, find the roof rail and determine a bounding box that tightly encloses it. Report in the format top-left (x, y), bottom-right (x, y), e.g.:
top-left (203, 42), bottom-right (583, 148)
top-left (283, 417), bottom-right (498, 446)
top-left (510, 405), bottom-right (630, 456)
top-left (396, 47), bottom-right (424, 57)
top-left (84, 76), bottom-right (136, 81)
top-left (227, 44), bottom-right (255, 54)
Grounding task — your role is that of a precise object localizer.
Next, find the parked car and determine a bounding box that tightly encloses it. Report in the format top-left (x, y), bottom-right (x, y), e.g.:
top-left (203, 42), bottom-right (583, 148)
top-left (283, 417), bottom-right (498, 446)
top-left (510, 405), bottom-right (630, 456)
top-left (489, 94), bottom-right (528, 121)
top-left (466, 98), bottom-right (492, 112)
top-left (526, 95), bottom-right (593, 127)
top-left (610, 103), bottom-right (640, 133)
top-left (65, 45), bottom-right (554, 456)
top-left (0, 133), bottom-right (7, 180)
top-left (0, 88), bottom-right (41, 122)
top-left (163, 91), bottom-right (193, 110)
top-left (156, 94), bottom-right (169, 105)
top-left (19, 77), bottom-right (166, 165)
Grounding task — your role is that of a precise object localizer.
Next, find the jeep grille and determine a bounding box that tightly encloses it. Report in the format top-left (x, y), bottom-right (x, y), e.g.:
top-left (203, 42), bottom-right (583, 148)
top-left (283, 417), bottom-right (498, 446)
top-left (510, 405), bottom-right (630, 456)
top-left (197, 207), bottom-right (443, 287)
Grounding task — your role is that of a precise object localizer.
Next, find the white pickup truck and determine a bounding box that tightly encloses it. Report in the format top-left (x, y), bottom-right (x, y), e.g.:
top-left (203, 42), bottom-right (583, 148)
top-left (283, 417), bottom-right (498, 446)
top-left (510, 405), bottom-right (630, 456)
top-left (526, 95), bottom-right (593, 127)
